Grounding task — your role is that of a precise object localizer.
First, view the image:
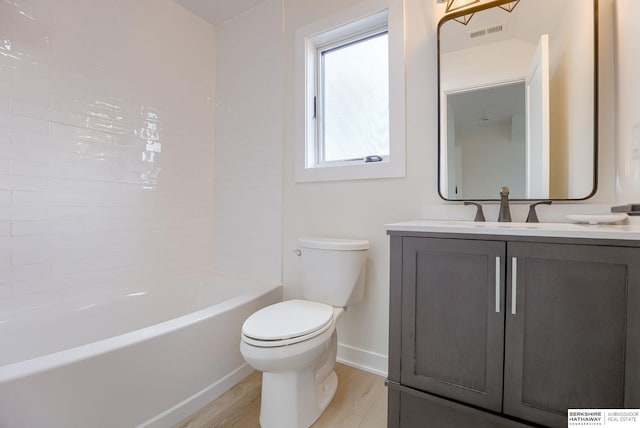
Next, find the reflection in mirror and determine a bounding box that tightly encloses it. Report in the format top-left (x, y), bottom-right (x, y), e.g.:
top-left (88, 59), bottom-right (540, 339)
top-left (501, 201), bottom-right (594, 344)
top-left (438, 0), bottom-right (597, 200)
top-left (446, 82), bottom-right (526, 199)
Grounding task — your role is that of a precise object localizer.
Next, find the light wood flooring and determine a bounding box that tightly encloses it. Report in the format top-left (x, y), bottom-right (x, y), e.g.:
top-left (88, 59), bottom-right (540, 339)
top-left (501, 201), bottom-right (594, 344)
top-left (175, 363), bottom-right (387, 428)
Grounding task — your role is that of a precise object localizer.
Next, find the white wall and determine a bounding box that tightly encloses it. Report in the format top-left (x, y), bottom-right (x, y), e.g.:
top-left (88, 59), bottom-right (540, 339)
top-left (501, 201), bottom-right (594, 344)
top-left (614, 0), bottom-right (640, 203)
top-left (212, 0), bottom-right (283, 283)
top-left (281, 0), bottom-right (440, 374)
top-left (0, 0), bottom-right (216, 300)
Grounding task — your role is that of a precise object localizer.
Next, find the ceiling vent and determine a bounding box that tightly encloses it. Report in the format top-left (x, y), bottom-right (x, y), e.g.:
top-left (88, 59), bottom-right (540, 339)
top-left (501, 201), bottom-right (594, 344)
top-left (469, 24), bottom-right (504, 39)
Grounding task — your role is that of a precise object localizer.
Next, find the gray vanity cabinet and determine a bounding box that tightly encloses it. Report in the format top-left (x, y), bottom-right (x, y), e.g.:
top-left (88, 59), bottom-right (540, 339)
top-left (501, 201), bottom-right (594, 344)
top-left (503, 241), bottom-right (640, 426)
top-left (400, 237), bottom-right (506, 412)
top-left (388, 232), bottom-right (640, 428)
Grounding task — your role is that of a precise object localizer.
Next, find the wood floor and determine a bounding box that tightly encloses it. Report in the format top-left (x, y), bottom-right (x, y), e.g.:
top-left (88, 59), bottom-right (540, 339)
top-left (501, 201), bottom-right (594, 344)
top-left (175, 363), bottom-right (387, 428)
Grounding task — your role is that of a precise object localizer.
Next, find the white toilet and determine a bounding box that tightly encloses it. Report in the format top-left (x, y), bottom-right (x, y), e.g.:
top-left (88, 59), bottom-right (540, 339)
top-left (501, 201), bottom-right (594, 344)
top-left (240, 237), bottom-right (369, 428)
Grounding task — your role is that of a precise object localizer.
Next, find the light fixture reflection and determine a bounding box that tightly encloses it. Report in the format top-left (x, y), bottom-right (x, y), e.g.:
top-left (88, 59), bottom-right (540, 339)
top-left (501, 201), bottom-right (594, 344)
top-left (453, 13), bottom-right (474, 25)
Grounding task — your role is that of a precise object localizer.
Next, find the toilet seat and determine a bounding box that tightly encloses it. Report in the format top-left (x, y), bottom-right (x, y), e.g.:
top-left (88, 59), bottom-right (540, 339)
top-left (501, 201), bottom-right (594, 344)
top-left (242, 300), bottom-right (335, 348)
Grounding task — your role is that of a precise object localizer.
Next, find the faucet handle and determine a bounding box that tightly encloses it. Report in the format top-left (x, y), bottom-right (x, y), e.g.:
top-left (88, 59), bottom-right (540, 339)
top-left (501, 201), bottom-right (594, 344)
top-left (526, 200), bottom-right (552, 223)
top-left (464, 202), bottom-right (486, 222)
top-left (498, 186), bottom-right (511, 222)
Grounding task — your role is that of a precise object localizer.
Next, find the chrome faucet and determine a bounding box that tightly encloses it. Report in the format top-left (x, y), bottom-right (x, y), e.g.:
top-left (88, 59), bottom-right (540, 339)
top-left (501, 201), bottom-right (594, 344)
top-left (498, 186), bottom-right (511, 222)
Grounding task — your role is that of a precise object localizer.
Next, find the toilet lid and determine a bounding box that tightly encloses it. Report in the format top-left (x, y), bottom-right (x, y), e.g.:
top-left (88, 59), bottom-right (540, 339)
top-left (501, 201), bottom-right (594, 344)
top-left (242, 299), bottom-right (334, 342)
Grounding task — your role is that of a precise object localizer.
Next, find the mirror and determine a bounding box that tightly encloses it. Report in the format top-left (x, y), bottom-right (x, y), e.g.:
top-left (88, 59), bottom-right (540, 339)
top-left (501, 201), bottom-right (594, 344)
top-left (438, 0), bottom-right (597, 200)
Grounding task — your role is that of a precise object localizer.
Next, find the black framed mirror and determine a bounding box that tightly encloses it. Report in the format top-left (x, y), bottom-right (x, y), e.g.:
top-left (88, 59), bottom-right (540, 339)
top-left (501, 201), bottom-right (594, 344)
top-left (437, 0), bottom-right (598, 201)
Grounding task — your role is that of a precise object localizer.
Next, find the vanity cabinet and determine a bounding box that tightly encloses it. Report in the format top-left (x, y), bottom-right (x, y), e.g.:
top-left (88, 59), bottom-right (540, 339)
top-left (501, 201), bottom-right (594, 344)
top-left (388, 231), bottom-right (640, 428)
top-left (400, 237), bottom-right (506, 412)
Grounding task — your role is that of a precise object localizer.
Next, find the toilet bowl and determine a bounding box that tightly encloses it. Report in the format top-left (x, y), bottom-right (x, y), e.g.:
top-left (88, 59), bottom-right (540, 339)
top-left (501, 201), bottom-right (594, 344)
top-left (241, 300), bottom-right (342, 428)
top-left (239, 237), bottom-right (369, 428)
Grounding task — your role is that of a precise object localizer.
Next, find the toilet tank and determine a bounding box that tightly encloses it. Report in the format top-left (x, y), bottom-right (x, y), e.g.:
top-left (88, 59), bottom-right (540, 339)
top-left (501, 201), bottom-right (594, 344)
top-left (299, 237), bottom-right (369, 307)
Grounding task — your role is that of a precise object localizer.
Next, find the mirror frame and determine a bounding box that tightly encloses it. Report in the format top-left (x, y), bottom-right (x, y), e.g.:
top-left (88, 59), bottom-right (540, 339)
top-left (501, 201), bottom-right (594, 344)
top-left (436, 0), bottom-right (599, 201)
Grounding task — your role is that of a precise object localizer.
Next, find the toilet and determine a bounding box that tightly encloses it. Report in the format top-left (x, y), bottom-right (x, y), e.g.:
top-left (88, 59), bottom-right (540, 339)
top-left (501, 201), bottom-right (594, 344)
top-left (240, 237), bottom-right (369, 428)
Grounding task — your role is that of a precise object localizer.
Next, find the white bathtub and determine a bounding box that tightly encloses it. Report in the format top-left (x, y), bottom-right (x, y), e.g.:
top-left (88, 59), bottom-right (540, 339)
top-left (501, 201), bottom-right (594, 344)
top-left (0, 273), bottom-right (282, 428)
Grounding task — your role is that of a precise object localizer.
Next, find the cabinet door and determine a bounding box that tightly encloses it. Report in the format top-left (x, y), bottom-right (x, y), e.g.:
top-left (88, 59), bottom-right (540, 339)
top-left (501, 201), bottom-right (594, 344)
top-left (504, 242), bottom-right (640, 427)
top-left (401, 237), bottom-right (506, 412)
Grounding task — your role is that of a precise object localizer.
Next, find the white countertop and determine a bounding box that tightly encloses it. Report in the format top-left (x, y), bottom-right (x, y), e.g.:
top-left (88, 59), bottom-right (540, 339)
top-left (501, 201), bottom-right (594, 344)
top-left (385, 220), bottom-right (640, 241)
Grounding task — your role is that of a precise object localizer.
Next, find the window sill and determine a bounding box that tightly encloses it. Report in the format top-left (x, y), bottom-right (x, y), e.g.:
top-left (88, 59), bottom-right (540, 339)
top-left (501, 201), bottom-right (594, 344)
top-left (295, 159), bottom-right (404, 183)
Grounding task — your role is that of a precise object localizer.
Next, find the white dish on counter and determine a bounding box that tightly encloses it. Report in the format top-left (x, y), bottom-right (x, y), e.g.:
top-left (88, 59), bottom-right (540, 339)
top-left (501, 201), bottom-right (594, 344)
top-left (566, 213), bottom-right (628, 225)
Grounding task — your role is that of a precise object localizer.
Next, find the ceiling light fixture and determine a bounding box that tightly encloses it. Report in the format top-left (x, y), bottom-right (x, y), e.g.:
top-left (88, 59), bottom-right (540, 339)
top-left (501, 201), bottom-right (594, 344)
top-left (498, 0), bottom-right (520, 13)
top-left (444, 0), bottom-right (479, 13)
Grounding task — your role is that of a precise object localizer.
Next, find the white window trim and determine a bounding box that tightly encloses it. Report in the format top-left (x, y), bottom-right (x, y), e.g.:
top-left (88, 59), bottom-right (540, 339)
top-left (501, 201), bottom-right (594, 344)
top-left (294, 0), bottom-right (406, 183)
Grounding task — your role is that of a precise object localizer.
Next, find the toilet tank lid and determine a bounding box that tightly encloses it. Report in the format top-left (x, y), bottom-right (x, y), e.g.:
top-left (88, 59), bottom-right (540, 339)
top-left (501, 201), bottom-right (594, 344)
top-left (299, 237), bottom-right (369, 251)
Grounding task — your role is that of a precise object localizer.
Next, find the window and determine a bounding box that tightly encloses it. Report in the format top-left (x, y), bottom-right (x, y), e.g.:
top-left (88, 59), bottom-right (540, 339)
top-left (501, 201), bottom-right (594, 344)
top-left (295, 0), bottom-right (405, 182)
top-left (317, 29), bottom-right (389, 165)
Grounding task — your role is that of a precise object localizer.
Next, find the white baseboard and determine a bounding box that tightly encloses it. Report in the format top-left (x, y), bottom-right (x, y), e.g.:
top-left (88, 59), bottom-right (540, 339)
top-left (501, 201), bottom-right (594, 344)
top-left (337, 343), bottom-right (388, 377)
top-left (140, 363), bottom-right (254, 428)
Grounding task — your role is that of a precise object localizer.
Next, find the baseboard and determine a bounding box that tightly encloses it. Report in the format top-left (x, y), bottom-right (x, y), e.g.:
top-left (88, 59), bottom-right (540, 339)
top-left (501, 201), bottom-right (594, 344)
top-left (139, 363), bottom-right (254, 428)
top-left (140, 347), bottom-right (387, 427)
top-left (337, 343), bottom-right (388, 377)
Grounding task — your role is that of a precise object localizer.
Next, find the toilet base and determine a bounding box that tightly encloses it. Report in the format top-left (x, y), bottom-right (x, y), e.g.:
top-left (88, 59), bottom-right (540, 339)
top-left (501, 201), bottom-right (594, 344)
top-left (258, 332), bottom-right (338, 428)
top-left (260, 369), bottom-right (337, 428)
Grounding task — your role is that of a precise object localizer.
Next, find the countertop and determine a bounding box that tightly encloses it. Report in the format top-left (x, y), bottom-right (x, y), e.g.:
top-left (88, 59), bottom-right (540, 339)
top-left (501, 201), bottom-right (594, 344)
top-left (385, 220), bottom-right (640, 241)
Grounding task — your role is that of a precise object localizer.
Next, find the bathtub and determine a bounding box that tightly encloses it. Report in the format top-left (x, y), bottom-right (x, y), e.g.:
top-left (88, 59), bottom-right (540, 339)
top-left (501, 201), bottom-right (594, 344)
top-left (0, 273), bottom-right (282, 428)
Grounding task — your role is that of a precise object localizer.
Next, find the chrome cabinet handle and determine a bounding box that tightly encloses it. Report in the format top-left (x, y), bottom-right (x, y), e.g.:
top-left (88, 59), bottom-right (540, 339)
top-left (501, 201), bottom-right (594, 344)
top-left (495, 256), bottom-right (501, 313)
top-left (511, 257), bottom-right (518, 314)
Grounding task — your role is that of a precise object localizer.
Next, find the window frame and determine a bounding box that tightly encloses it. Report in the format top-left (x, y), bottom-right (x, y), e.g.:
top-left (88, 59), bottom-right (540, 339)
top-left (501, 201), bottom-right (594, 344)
top-left (294, 0), bottom-right (405, 183)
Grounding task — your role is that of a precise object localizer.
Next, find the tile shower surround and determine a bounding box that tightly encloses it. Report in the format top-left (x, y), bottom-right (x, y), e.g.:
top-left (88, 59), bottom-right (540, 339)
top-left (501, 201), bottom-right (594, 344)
top-left (211, 0), bottom-right (283, 284)
top-left (0, 0), bottom-right (217, 299)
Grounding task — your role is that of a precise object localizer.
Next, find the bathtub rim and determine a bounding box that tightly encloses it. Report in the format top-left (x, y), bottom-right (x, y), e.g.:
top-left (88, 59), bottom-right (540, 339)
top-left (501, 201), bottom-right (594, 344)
top-left (0, 273), bottom-right (282, 384)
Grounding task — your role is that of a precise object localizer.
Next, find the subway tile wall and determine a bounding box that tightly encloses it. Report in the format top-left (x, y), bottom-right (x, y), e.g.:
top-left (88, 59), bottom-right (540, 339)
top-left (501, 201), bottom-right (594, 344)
top-left (0, 0), bottom-right (217, 299)
top-left (212, 0), bottom-right (283, 283)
